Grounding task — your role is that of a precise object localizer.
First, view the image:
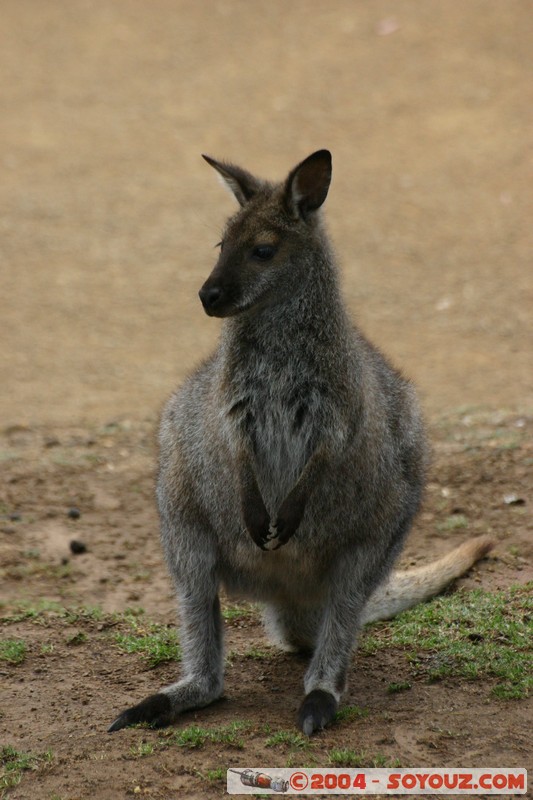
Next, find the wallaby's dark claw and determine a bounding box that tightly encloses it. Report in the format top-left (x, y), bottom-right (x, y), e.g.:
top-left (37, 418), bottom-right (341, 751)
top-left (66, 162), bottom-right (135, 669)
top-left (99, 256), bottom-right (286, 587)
top-left (251, 533), bottom-right (268, 550)
top-left (266, 524), bottom-right (278, 539)
top-left (108, 692), bottom-right (173, 732)
top-left (272, 492), bottom-right (306, 548)
top-left (269, 518), bottom-right (296, 549)
top-left (297, 689), bottom-right (337, 736)
top-left (270, 535), bottom-right (288, 550)
top-left (262, 523), bottom-right (280, 550)
top-left (246, 525), bottom-right (269, 550)
top-left (242, 497), bottom-right (271, 550)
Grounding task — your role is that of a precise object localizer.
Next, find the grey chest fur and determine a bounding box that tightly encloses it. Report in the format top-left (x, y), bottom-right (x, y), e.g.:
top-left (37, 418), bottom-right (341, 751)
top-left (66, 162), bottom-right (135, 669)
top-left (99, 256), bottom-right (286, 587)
top-left (224, 376), bottom-right (322, 513)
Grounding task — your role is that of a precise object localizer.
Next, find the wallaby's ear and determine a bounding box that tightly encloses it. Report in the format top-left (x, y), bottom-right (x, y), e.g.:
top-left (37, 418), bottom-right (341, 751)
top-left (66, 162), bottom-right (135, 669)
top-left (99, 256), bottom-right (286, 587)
top-left (284, 150), bottom-right (332, 220)
top-left (202, 155), bottom-right (260, 207)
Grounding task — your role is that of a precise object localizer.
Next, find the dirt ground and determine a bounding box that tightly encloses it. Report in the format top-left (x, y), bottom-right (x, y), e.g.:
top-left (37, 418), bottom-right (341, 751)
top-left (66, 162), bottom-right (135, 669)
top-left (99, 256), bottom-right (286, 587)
top-left (1, 2), bottom-right (532, 799)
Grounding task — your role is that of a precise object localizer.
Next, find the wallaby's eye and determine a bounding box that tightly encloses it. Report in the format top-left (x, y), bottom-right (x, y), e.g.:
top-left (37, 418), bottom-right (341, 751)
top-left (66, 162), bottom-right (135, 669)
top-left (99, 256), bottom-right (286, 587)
top-left (215, 241), bottom-right (223, 250)
top-left (251, 244), bottom-right (277, 262)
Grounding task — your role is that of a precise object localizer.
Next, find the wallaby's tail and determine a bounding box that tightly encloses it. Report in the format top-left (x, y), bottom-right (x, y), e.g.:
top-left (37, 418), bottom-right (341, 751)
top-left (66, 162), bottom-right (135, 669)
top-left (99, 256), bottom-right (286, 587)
top-left (361, 535), bottom-right (494, 625)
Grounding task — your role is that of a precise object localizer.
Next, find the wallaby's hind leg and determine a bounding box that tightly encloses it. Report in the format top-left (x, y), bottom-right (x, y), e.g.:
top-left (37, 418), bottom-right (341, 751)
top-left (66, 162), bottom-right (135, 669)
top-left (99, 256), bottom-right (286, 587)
top-left (297, 548), bottom-right (394, 736)
top-left (263, 603), bottom-right (322, 654)
top-left (109, 519), bottom-right (224, 731)
top-left (108, 591), bottom-right (223, 730)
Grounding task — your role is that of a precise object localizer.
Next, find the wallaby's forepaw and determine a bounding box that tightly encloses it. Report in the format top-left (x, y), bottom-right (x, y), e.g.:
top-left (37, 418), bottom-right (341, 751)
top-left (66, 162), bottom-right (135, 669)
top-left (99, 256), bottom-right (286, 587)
top-left (108, 692), bottom-right (174, 732)
top-left (267, 519), bottom-right (295, 550)
top-left (269, 494), bottom-right (306, 549)
top-left (247, 519), bottom-right (272, 550)
top-left (243, 500), bottom-right (272, 550)
top-left (297, 689), bottom-right (337, 736)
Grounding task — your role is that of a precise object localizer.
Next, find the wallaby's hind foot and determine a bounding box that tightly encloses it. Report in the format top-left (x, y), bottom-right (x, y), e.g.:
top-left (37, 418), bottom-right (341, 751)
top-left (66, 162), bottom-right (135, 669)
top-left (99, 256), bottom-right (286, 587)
top-left (108, 693), bottom-right (173, 732)
top-left (108, 674), bottom-right (224, 733)
top-left (298, 690), bottom-right (338, 736)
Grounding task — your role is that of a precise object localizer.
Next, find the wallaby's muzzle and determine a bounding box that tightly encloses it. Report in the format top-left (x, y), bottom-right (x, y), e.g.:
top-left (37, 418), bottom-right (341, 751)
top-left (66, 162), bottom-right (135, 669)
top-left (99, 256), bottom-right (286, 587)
top-left (199, 284), bottom-right (224, 316)
top-left (199, 264), bottom-right (244, 317)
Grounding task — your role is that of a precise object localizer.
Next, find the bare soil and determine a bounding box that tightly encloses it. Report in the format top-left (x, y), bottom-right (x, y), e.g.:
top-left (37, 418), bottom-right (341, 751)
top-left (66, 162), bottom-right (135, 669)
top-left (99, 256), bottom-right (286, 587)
top-left (1, 2), bottom-right (531, 799)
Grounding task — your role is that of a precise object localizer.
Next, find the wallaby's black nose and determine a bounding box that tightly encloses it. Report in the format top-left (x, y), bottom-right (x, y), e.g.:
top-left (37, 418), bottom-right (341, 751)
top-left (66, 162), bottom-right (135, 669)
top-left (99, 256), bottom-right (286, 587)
top-left (199, 285), bottom-right (222, 312)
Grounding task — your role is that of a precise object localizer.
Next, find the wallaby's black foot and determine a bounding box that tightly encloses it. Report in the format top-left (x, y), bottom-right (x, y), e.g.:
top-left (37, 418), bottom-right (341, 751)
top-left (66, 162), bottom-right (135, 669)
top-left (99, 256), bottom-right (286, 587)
top-left (108, 692), bottom-right (173, 732)
top-left (297, 689), bottom-right (337, 736)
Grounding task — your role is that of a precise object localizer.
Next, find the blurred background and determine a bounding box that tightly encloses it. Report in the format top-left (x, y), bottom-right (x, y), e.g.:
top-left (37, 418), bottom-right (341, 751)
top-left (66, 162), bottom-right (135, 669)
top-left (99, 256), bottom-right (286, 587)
top-left (1, 0), bottom-right (531, 427)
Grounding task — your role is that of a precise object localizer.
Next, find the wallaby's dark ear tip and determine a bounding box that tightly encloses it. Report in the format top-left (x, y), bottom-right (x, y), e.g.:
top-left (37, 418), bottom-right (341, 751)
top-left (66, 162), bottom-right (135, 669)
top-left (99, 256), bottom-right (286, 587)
top-left (313, 150), bottom-right (332, 180)
top-left (313, 149), bottom-right (332, 163)
top-left (285, 149), bottom-right (333, 218)
top-left (202, 154), bottom-right (216, 166)
top-left (305, 150), bottom-right (332, 171)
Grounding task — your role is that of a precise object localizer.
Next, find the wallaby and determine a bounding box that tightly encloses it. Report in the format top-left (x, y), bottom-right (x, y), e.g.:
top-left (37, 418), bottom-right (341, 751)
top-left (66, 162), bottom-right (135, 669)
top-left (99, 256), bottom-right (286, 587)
top-left (109, 150), bottom-right (493, 736)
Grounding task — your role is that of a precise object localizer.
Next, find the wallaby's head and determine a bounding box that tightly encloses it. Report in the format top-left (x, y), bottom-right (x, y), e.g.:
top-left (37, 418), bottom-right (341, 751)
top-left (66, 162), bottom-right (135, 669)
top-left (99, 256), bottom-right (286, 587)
top-left (199, 150), bottom-right (332, 318)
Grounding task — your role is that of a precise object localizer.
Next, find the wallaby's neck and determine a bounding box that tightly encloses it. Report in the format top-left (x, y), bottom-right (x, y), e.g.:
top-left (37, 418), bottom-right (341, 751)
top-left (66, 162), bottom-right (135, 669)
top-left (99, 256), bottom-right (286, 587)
top-left (219, 239), bottom-right (352, 379)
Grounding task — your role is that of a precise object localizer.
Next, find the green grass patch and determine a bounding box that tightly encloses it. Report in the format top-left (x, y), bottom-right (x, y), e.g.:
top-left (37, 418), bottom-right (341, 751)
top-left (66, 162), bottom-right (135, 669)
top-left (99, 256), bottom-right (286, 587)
top-left (201, 720), bottom-right (250, 748)
top-left (65, 630), bottom-right (87, 646)
top-left (242, 645), bottom-right (271, 660)
top-left (221, 603), bottom-right (258, 623)
top-left (361, 585), bottom-right (532, 699)
top-left (334, 704), bottom-right (369, 723)
top-left (327, 749), bottom-right (396, 768)
top-left (0, 640), bottom-right (27, 665)
top-left (1, 601), bottom-right (184, 671)
top-left (115, 614), bottom-right (181, 667)
top-left (128, 721), bottom-right (253, 759)
top-left (171, 725), bottom-right (212, 749)
top-left (327, 748), bottom-right (367, 768)
top-left (197, 767), bottom-right (226, 784)
top-left (161, 721), bottom-right (251, 750)
top-left (61, 606), bottom-right (107, 625)
top-left (387, 681), bottom-right (412, 694)
top-left (436, 514), bottom-right (468, 532)
top-left (265, 730), bottom-right (310, 749)
top-left (0, 746), bottom-right (52, 797)
top-left (0, 602), bottom-right (180, 668)
top-left (0, 600), bottom-right (64, 624)
top-left (129, 741), bottom-right (155, 758)
top-left (2, 561), bottom-right (73, 581)
top-left (0, 601), bottom-right (105, 626)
